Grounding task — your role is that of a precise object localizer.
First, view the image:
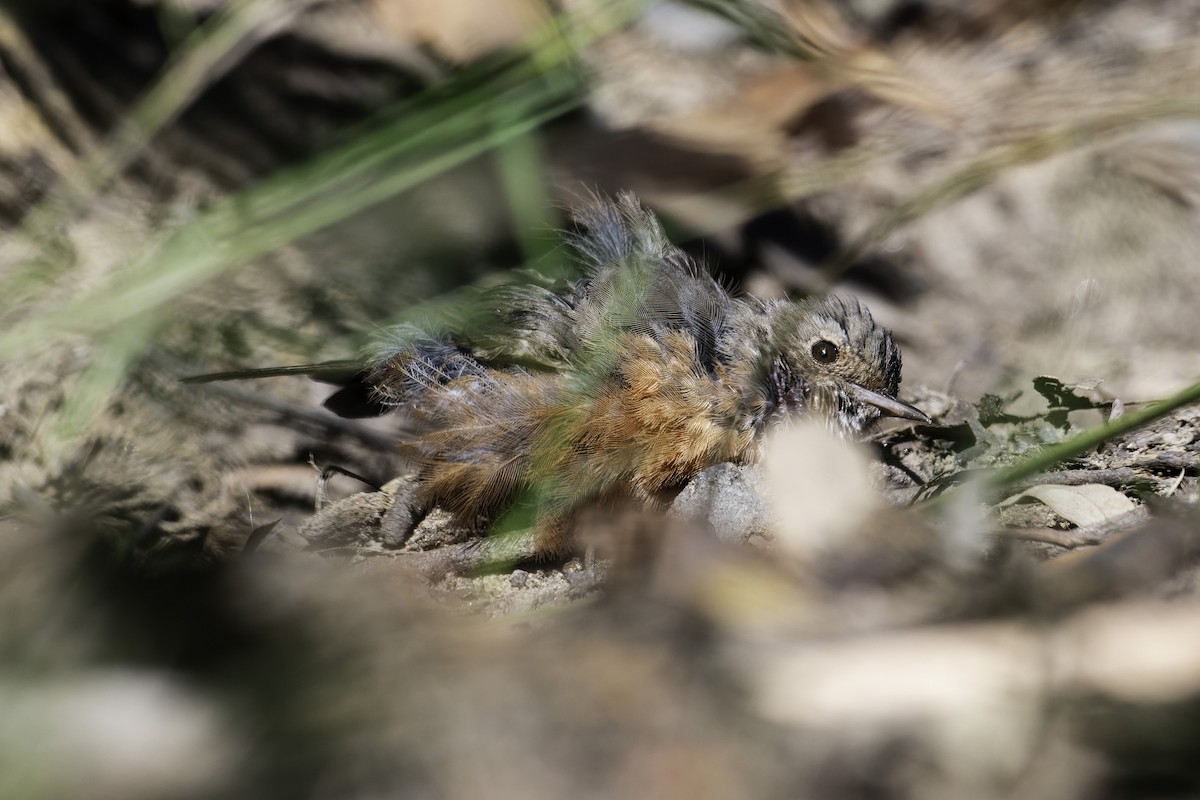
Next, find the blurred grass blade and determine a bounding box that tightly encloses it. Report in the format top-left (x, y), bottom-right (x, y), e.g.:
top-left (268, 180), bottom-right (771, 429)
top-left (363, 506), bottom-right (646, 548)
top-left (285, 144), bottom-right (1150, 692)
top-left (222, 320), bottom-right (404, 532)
top-left (495, 128), bottom-right (561, 271)
top-left (46, 313), bottom-right (164, 456)
top-left (984, 378), bottom-right (1200, 492)
top-left (23, 0), bottom-right (318, 236)
top-left (0, 0), bottom-right (652, 357)
top-left (0, 91), bottom-right (577, 358)
top-left (826, 97), bottom-right (1200, 280)
top-left (684, 0), bottom-right (953, 120)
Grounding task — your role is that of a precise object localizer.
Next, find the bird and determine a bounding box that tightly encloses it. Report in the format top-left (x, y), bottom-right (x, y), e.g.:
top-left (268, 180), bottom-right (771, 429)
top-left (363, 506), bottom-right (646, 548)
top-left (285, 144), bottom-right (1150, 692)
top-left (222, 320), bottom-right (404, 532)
top-left (187, 193), bottom-right (929, 557)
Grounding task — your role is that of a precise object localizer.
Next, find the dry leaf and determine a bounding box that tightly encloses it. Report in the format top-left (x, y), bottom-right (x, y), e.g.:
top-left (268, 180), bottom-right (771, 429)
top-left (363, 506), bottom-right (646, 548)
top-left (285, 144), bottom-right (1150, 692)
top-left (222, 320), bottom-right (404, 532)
top-left (369, 0), bottom-right (545, 62)
top-left (1000, 483), bottom-right (1135, 527)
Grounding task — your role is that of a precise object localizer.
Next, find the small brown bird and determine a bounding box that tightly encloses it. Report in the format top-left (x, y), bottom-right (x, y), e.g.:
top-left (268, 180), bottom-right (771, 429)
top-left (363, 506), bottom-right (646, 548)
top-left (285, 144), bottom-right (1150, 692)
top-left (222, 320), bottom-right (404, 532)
top-left (190, 193), bottom-right (928, 556)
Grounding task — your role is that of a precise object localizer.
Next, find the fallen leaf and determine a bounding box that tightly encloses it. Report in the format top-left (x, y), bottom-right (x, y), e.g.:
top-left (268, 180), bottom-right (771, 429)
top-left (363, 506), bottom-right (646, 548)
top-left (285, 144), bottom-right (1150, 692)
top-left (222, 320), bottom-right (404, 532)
top-left (999, 483), bottom-right (1135, 527)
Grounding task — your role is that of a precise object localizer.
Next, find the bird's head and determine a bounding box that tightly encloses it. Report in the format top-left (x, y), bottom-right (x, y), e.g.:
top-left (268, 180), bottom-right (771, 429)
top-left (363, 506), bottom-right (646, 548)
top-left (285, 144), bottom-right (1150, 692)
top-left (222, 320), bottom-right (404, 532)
top-left (765, 296), bottom-right (929, 436)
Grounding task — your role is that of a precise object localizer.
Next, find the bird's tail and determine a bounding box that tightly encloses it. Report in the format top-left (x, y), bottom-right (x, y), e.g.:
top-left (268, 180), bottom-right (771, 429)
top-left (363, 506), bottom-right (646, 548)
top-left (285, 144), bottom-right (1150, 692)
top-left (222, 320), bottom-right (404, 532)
top-left (182, 360), bottom-right (390, 419)
top-left (180, 361), bottom-right (363, 385)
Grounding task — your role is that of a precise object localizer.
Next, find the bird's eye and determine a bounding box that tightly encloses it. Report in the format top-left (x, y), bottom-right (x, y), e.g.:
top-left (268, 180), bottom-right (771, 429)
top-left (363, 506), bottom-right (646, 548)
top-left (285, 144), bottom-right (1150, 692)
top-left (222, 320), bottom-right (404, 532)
top-left (811, 340), bottom-right (839, 364)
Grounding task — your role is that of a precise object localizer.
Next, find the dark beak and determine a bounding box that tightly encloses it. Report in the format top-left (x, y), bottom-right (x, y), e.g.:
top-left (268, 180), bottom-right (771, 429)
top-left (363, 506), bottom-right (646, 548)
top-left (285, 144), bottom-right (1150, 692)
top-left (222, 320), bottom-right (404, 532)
top-left (849, 384), bottom-right (931, 424)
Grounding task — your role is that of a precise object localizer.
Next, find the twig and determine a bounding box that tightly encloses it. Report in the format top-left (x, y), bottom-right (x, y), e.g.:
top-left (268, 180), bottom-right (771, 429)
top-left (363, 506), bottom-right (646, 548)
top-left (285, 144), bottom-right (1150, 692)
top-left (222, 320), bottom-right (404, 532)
top-left (985, 379), bottom-right (1200, 492)
top-left (1006, 468), bottom-right (1151, 493)
top-left (826, 97), bottom-right (1200, 280)
top-left (1000, 527), bottom-right (1104, 549)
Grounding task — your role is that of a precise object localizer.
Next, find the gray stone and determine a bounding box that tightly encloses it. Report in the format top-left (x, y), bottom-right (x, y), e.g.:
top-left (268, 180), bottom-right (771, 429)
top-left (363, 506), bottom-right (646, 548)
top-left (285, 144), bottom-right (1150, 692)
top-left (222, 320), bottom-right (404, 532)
top-left (669, 462), bottom-right (775, 546)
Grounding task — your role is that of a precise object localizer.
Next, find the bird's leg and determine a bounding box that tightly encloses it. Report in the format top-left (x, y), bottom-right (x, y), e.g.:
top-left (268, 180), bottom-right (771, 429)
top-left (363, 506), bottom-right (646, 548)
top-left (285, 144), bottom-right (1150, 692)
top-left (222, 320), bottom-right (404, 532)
top-left (391, 528), bottom-right (542, 580)
top-left (298, 474), bottom-right (427, 551)
top-left (377, 476), bottom-right (428, 549)
top-left (383, 491), bottom-right (577, 578)
top-left (451, 509), bottom-right (572, 573)
top-left (531, 509), bottom-right (576, 559)
top-left (421, 509), bottom-right (615, 582)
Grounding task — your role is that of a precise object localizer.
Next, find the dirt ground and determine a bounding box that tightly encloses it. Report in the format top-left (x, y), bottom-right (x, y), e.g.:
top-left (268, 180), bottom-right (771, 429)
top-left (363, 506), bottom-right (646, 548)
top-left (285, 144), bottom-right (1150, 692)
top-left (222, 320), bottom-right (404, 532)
top-left (3, 2), bottom-right (1200, 799)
